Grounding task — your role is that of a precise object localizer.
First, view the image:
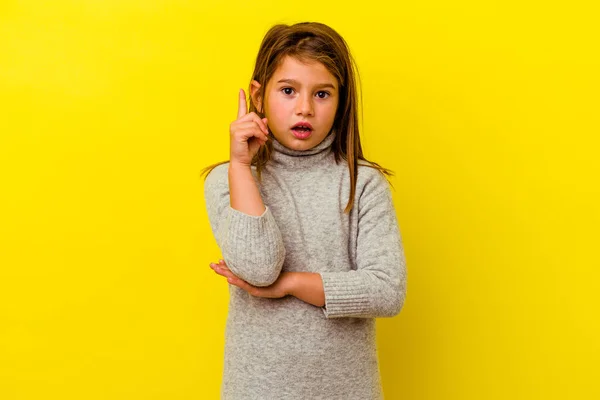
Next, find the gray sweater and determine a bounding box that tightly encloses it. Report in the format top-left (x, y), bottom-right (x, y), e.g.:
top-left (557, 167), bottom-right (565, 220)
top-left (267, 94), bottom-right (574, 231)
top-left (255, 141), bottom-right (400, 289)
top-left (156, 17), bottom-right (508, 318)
top-left (204, 131), bottom-right (407, 399)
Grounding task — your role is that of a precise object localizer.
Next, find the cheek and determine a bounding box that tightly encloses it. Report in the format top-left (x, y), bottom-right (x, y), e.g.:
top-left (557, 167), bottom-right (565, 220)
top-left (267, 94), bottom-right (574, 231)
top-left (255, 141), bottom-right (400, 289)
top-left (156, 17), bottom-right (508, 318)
top-left (324, 102), bottom-right (338, 120)
top-left (266, 102), bottom-right (290, 122)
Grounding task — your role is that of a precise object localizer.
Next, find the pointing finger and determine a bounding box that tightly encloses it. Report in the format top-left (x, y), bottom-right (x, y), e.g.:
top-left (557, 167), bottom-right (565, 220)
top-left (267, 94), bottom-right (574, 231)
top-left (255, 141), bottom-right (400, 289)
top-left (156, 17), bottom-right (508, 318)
top-left (237, 89), bottom-right (247, 119)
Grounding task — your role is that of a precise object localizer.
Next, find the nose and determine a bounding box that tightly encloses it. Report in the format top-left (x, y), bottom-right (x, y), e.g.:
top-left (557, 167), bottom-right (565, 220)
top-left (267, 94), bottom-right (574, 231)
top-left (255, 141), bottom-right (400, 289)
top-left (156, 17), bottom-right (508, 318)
top-left (295, 93), bottom-right (314, 116)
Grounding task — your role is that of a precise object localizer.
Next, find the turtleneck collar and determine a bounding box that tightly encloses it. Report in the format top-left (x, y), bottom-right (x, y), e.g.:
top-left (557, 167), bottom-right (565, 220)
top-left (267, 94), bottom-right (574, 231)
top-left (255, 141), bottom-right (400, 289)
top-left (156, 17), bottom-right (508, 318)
top-left (269, 131), bottom-right (336, 169)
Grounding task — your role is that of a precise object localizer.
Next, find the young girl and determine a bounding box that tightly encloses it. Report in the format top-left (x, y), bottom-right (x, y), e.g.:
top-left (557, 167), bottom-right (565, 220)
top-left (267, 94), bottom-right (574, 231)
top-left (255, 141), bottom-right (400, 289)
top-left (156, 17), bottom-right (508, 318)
top-left (202, 22), bottom-right (407, 399)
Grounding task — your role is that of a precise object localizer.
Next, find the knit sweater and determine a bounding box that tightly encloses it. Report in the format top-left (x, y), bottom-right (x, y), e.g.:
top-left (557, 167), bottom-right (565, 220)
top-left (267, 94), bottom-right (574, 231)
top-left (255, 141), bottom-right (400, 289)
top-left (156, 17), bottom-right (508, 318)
top-left (204, 131), bottom-right (407, 399)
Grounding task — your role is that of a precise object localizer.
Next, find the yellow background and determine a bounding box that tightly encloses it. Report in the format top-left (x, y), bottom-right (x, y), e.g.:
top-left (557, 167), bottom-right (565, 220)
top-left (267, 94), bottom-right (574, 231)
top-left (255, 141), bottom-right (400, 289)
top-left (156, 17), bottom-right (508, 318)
top-left (1, 1), bottom-right (598, 398)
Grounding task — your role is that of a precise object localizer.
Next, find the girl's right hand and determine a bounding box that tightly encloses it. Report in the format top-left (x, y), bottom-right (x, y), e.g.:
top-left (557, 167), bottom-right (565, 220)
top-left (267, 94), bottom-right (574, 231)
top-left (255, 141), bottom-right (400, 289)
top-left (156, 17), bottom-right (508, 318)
top-left (229, 89), bottom-right (270, 166)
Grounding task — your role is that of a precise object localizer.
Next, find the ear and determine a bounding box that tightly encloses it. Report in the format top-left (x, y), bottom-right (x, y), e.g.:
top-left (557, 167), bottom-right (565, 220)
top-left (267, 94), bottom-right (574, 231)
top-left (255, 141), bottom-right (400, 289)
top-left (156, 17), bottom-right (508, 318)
top-left (249, 80), bottom-right (263, 113)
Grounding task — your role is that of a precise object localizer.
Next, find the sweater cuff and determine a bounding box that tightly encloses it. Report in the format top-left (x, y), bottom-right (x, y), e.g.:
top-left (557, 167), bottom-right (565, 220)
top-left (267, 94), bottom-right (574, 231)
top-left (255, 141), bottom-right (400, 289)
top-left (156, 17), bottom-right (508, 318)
top-left (318, 271), bottom-right (371, 318)
top-left (227, 204), bottom-right (270, 228)
top-left (225, 205), bottom-right (279, 252)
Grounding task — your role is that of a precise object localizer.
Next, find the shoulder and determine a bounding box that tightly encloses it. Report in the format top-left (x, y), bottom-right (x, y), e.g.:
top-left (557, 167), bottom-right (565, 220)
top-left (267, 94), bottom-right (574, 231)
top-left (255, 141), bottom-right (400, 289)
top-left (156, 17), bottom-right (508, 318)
top-left (352, 162), bottom-right (394, 212)
top-left (204, 162), bottom-right (229, 186)
top-left (356, 162), bottom-right (391, 198)
top-left (203, 162), bottom-right (230, 193)
top-left (204, 162), bottom-right (261, 192)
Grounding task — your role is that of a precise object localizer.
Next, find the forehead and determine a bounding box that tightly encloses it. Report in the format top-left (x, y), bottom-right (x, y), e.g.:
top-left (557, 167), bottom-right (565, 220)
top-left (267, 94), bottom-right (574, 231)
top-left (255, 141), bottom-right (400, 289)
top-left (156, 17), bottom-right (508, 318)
top-left (270, 56), bottom-right (337, 88)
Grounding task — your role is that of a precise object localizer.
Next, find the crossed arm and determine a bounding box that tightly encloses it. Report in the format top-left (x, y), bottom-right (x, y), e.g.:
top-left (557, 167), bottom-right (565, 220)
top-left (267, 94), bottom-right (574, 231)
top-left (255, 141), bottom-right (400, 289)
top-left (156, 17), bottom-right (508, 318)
top-left (204, 164), bottom-right (406, 319)
top-left (205, 162), bottom-right (325, 306)
top-left (209, 260), bottom-right (326, 307)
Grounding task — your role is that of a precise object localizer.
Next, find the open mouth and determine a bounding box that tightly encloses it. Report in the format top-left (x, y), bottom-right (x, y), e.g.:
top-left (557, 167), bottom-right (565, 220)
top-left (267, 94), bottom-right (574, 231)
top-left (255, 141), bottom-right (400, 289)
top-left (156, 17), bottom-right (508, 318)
top-left (292, 126), bottom-right (312, 132)
top-left (291, 126), bottom-right (313, 139)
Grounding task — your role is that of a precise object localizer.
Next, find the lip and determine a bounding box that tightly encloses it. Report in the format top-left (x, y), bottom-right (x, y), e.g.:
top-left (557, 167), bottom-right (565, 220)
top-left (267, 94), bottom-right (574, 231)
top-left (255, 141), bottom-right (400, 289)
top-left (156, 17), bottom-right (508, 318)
top-left (291, 128), bottom-right (312, 140)
top-left (292, 122), bottom-right (313, 130)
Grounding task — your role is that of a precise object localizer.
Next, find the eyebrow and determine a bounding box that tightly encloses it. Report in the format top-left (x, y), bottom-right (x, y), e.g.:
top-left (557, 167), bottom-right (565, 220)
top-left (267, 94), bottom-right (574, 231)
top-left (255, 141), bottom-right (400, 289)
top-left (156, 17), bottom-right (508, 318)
top-left (276, 78), bottom-right (336, 90)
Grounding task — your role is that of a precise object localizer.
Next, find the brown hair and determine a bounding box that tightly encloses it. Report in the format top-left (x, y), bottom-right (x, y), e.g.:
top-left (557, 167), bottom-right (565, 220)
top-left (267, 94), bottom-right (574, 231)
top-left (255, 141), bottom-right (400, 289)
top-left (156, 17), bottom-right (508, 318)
top-left (200, 22), bottom-right (394, 213)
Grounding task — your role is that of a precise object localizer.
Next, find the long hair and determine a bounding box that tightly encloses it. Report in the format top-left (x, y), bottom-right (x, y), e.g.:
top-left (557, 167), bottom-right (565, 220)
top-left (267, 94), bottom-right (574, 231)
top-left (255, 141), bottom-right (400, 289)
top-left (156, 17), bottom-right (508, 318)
top-left (200, 22), bottom-right (394, 213)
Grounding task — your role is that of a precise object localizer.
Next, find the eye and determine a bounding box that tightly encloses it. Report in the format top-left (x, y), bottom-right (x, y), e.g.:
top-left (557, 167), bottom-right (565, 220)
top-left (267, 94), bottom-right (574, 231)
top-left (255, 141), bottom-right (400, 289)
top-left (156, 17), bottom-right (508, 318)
top-left (316, 91), bottom-right (330, 99)
top-left (282, 87), bottom-right (295, 95)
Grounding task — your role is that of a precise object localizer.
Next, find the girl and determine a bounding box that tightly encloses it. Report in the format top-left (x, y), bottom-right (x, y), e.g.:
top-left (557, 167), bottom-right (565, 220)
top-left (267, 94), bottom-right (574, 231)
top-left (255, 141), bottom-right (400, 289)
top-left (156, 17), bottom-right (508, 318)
top-left (201, 22), bottom-right (407, 399)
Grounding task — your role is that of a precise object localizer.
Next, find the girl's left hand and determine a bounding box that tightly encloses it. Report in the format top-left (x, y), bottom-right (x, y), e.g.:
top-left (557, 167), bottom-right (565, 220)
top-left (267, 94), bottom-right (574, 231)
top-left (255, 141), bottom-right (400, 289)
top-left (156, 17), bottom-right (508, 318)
top-left (209, 260), bottom-right (292, 299)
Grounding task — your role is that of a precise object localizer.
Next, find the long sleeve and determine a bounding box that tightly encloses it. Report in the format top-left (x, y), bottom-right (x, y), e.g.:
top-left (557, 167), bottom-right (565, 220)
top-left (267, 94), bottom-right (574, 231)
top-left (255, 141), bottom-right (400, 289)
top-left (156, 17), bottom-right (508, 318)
top-left (318, 171), bottom-right (407, 318)
top-left (204, 164), bottom-right (286, 287)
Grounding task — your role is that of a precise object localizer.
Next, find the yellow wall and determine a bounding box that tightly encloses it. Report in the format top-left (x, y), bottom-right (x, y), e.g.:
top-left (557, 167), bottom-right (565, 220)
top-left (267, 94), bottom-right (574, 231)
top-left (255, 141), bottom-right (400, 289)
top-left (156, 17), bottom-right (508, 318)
top-left (1, 1), bottom-right (598, 398)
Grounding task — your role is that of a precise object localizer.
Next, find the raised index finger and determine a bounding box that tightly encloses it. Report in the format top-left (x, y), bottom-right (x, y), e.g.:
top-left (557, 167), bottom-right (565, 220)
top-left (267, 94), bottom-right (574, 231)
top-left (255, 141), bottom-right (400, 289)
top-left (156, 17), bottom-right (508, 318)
top-left (237, 89), bottom-right (247, 119)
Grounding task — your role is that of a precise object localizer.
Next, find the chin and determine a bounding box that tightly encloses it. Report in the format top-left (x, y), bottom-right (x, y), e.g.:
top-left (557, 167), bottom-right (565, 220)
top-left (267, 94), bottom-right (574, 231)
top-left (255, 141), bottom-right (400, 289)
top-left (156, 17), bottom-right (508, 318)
top-left (273, 132), bottom-right (311, 149)
top-left (288, 137), bottom-right (318, 150)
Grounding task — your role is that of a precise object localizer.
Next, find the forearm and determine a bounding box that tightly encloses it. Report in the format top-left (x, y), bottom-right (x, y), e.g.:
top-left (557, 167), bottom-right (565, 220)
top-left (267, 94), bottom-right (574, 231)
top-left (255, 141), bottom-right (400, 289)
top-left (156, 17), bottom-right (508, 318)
top-left (287, 272), bottom-right (325, 307)
top-left (205, 163), bottom-right (285, 287)
top-left (229, 162), bottom-right (265, 216)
